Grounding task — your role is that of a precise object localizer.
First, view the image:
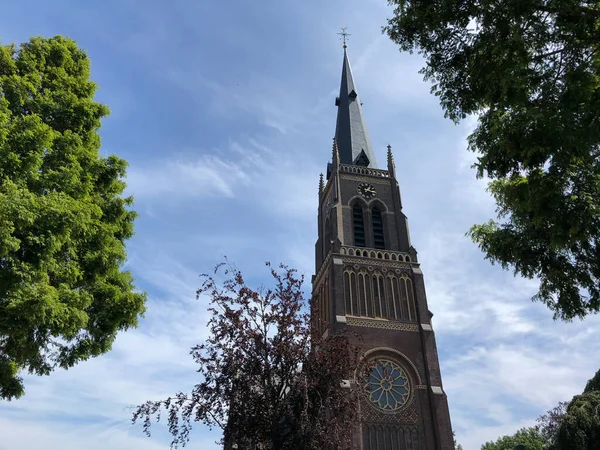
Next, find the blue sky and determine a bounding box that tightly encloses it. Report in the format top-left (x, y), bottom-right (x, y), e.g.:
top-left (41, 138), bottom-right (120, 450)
top-left (2, 1), bottom-right (600, 449)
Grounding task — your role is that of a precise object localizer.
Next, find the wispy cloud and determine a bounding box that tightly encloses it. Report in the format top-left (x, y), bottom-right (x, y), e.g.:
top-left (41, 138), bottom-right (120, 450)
top-left (126, 136), bottom-right (320, 222)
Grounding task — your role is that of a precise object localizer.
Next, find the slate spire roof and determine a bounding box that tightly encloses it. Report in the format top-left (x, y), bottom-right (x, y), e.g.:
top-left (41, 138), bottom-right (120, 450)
top-left (334, 47), bottom-right (378, 168)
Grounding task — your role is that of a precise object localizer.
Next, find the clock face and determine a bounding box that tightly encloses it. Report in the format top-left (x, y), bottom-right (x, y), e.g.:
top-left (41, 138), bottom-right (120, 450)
top-left (358, 182), bottom-right (376, 199)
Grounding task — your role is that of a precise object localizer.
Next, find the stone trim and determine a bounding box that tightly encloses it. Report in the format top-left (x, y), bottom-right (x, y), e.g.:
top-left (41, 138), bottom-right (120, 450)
top-left (340, 173), bottom-right (392, 184)
top-left (339, 164), bottom-right (391, 178)
top-left (346, 317), bottom-right (419, 332)
top-left (342, 257), bottom-right (412, 270)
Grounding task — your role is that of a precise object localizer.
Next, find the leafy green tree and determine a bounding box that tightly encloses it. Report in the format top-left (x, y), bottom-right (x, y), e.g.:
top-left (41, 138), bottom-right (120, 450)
top-left (384, 0), bottom-right (600, 320)
top-left (556, 391), bottom-right (600, 449)
top-left (480, 427), bottom-right (550, 450)
top-left (0, 36), bottom-right (146, 400)
top-left (584, 368), bottom-right (600, 394)
top-left (553, 369), bottom-right (600, 449)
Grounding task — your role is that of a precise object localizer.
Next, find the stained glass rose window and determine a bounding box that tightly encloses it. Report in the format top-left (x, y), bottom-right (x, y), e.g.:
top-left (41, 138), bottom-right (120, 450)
top-left (365, 359), bottom-right (411, 412)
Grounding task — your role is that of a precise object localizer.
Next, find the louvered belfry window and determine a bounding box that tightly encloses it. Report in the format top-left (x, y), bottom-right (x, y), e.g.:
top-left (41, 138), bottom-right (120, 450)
top-left (353, 204), bottom-right (366, 247)
top-left (372, 207), bottom-right (385, 249)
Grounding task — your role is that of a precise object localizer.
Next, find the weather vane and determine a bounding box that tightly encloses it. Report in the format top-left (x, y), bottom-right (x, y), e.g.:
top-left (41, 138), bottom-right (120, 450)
top-left (338, 27), bottom-right (351, 48)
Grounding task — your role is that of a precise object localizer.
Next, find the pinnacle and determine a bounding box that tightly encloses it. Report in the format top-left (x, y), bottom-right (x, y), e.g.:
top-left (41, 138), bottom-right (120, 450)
top-left (318, 173), bottom-right (324, 195)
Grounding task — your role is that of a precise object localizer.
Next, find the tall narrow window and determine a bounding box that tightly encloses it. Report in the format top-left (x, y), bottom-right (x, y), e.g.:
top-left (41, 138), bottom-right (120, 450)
top-left (372, 273), bottom-right (386, 318)
top-left (344, 269), bottom-right (358, 316)
top-left (353, 204), bottom-right (366, 247)
top-left (358, 271), bottom-right (370, 316)
top-left (372, 207), bottom-right (385, 249)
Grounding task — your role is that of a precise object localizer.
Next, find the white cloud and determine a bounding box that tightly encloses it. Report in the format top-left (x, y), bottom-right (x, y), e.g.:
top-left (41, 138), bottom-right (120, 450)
top-left (445, 337), bottom-right (600, 449)
top-left (126, 136), bottom-right (320, 223)
top-left (125, 153), bottom-right (251, 199)
top-left (0, 417), bottom-right (178, 450)
top-left (167, 68), bottom-right (312, 136)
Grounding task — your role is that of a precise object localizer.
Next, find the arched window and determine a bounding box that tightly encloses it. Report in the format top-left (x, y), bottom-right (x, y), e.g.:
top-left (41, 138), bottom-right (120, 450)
top-left (344, 269), bottom-right (358, 315)
top-left (372, 207), bottom-right (385, 249)
top-left (372, 273), bottom-right (386, 318)
top-left (385, 274), bottom-right (417, 322)
top-left (353, 204), bottom-right (366, 247)
top-left (313, 278), bottom-right (330, 336)
top-left (357, 271), bottom-right (370, 316)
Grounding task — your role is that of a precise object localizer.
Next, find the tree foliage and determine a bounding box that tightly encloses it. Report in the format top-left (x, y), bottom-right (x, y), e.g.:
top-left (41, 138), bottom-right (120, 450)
top-left (385, 0), bottom-right (600, 320)
top-left (481, 427), bottom-right (550, 450)
top-left (556, 391), bottom-right (600, 449)
top-left (0, 36), bottom-right (146, 400)
top-left (536, 400), bottom-right (569, 445)
top-left (133, 261), bottom-right (362, 449)
top-left (554, 368), bottom-right (600, 449)
top-left (584, 368), bottom-right (600, 394)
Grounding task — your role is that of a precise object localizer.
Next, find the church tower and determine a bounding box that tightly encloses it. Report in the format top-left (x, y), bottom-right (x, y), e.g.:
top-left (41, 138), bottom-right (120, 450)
top-left (311, 44), bottom-right (454, 450)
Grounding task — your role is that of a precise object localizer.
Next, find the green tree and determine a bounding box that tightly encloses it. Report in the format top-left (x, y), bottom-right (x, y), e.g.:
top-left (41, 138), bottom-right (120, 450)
top-left (556, 391), bottom-right (600, 449)
top-left (553, 369), bottom-right (600, 449)
top-left (0, 36), bottom-right (146, 400)
top-left (384, 0), bottom-right (600, 320)
top-left (481, 427), bottom-right (550, 450)
top-left (584, 368), bottom-right (600, 394)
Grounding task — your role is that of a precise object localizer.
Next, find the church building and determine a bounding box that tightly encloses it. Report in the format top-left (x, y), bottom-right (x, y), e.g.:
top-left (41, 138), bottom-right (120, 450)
top-left (311, 42), bottom-right (454, 450)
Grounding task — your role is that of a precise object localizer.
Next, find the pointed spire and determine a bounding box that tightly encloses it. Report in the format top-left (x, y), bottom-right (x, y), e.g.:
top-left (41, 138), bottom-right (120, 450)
top-left (387, 144), bottom-right (396, 177)
top-left (318, 173), bottom-right (324, 195)
top-left (334, 46), bottom-right (378, 168)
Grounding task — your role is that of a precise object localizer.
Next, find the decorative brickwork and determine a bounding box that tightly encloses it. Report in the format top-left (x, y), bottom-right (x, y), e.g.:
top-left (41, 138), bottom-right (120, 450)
top-left (340, 164), bottom-right (391, 178)
top-left (340, 245), bottom-right (412, 263)
top-left (362, 400), bottom-right (420, 425)
top-left (342, 257), bottom-right (412, 271)
top-left (346, 317), bottom-right (419, 332)
top-left (341, 174), bottom-right (392, 184)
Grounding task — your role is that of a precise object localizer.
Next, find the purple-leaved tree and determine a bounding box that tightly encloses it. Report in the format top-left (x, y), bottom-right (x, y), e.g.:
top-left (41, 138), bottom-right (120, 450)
top-left (133, 260), bottom-right (363, 449)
